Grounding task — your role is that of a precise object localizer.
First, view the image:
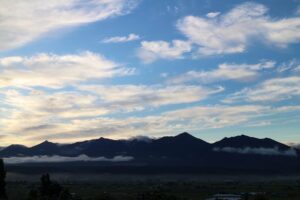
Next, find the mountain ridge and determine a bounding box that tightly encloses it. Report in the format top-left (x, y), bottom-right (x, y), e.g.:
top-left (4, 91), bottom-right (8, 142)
top-left (1, 133), bottom-right (294, 148)
top-left (1, 132), bottom-right (300, 172)
top-left (0, 132), bottom-right (298, 157)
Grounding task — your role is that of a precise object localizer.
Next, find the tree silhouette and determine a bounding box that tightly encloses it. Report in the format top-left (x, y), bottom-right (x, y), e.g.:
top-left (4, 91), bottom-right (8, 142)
top-left (95, 192), bottom-right (116, 200)
top-left (0, 159), bottom-right (6, 199)
top-left (27, 173), bottom-right (75, 200)
top-left (26, 188), bottom-right (38, 200)
top-left (39, 173), bottom-right (62, 198)
top-left (254, 194), bottom-right (269, 200)
top-left (58, 188), bottom-right (72, 200)
top-left (136, 188), bottom-right (180, 200)
top-left (40, 173), bottom-right (51, 196)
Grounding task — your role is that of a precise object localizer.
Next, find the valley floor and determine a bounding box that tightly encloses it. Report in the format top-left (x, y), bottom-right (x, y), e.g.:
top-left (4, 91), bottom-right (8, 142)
top-left (5, 173), bottom-right (300, 200)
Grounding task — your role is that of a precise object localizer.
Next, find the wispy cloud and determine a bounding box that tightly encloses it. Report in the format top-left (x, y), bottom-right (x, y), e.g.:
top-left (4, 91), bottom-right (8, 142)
top-left (168, 61), bottom-right (275, 84)
top-left (3, 101), bottom-right (299, 145)
top-left (78, 84), bottom-right (224, 111)
top-left (277, 59), bottom-right (300, 73)
top-left (102, 33), bottom-right (140, 43)
top-left (0, 51), bottom-right (134, 88)
top-left (213, 147), bottom-right (297, 157)
top-left (138, 40), bottom-right (191, 63)
top-left (224, 76), bottom-right (300, 103)
top-left (0, 84), bottom-right (223, 144)
top-left (206, 12), bottom-right (220, 18)
top-left (4, 155), bottom-right (134, 164)
top-left (24, 104), bottom-right (272, 143)
top-left (0, 0), bottom-right (139, 51)
top-left (138, 2), bottom-right (300, 62)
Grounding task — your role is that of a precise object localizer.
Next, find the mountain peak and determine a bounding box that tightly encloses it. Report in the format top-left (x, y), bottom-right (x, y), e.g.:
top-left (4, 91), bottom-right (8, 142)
top-left (233, 134), bottom-right (252, 139)
top-left (175, 132), bottom-right (194, 138)
top-left (31, 140), bottom-right (57, 149)
top-left (41, 140), bottom-right (51, 144)
top-left (219, 134), bottom-right (254, 142)
top-left (214, 134), bottom-right (289, 150)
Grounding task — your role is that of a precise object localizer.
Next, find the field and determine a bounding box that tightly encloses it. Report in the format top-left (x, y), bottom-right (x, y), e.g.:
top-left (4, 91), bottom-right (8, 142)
top-left (5, 173), bottom-right (300, 200)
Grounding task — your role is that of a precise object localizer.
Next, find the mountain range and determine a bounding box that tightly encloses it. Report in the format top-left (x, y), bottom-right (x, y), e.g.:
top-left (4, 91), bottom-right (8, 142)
top-left (2, 133), bottom-right (300, 173)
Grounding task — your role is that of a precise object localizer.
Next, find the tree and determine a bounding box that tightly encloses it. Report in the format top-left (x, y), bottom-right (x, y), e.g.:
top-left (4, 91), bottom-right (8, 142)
top-left (58, 188), bottom-right (72, 200)
top-left (39, 173), bottom-right (62, 198)
top-left (27, 188), bottom-right (38, 200)
top-left (136, 189), bottom-right (180, 200)
top-left (0, 159), bottom-right (6, 199)
top-left (254, 194), bottom-right (269, 200)
top-left (40, 173), bottom-right (51, 196)
top-left (94, 192), bottom-right (116, 200)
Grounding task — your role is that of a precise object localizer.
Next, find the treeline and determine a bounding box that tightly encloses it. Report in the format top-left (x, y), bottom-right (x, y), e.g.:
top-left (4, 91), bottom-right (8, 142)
top-left (0, 158), bottom-right (182, 200)
top-left (26, 173), bottom-right (183, 200)
top-left (0, 159), bottom-right (271, 200)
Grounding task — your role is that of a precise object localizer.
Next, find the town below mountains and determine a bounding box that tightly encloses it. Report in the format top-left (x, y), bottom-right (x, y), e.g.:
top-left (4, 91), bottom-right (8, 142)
top-left (2, 133), bottom-right (300, 173)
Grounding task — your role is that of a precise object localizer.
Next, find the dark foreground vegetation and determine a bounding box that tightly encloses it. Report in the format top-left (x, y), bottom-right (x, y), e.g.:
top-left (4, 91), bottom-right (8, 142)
top-left (1, 159), bottom-right (300, 200)
top-left (4, 175), bottom-right (300, 200)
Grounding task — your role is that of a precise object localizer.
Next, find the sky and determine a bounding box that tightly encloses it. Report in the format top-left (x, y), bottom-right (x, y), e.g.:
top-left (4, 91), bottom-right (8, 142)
top-left (0, 0), bottom-right (300, 146)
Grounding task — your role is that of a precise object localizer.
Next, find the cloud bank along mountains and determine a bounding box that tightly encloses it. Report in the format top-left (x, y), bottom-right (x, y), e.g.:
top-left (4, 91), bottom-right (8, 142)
top-left (1, 133), bottom-right (300, 172)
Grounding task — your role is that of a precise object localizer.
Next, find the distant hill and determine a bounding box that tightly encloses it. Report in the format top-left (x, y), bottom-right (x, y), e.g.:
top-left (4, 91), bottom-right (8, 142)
top-left (213, 135), bottom-right (290, 150)
top-left (1, 132), bottom-right (300, 173)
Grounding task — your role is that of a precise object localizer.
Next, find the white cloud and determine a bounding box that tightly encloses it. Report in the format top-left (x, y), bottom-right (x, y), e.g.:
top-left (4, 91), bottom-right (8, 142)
top-left (102, 33), bottom-right (140, 43)
top-left (206, 12), bottom-right (220, 18)
top-left (3, 155), bottom-right (134, 164)
top-left (26, 104), bottom-right (271, 143)
top-left (277, 59), bottom-right (300, 72)
top-left (224, 76), bottom-right (300, 103)
top-left (138, 2), bottom-right (300, 61)
top-left (128, 135), bottom-right (153, 142)
top-left (177, 2), bottom-right (300, 56)
top-left (169, 61), bottom-right (275, 84)
top-left (79, 84), bottom-right (223, 111)
top-left (213, 147), bottom-right (297, 157)
top-left (0, 84), bottom-right (223, 143)
top-left (138, 40), bottom-right (191, 63)
top-left (0, 0), bottom-right (139, 51)
top-left (0, 51), bottom-right (134, 88)
top-left (161, 105), bottom-right (270, 129)
top-left (295, 66), bottom-right (300, 72)
top-left (0, 89), bottom-right (111, 139)
top-left (0, 56), bottom-right (23, 66)
top-left (2, 99), bottom-right (299, 145)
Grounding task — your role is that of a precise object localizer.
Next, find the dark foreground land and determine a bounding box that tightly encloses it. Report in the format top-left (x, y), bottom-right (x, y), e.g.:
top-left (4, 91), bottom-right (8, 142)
top-left (5, 172), bottom-right (300, 200)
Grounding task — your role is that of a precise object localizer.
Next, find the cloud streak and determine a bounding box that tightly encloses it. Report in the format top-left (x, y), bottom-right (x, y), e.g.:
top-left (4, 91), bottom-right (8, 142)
top-left (3, 155), bottom-right (134, 164)
top-left (0, 0), bottom-right (139, 51)
top-left (0, 51), bottom-right (134, 88)
top-left (138, 40), bottom-right (191, 63)
top-left (224, 76), bottom-right (300, 103)
top-left (213, 147), bottom-right (298, 157)
top-left (78, 84), bottom-right (224, 111)
top-left (0, 84), bottom-right (223, 144)
top-left (169, 61), bottom-right (275, 84)
top-left (102, 33), bottom-right (140, 43)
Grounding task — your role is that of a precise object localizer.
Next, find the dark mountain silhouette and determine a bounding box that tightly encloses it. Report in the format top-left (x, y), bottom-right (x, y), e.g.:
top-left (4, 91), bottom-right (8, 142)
top-left (1, 132), bottom-right (300, 173)
top-left (149, 132), bottom-right (210, 158)
top-left (213, 135), bottom-right (290, 150)
top-left (0, 144), bottom-right (29, 157)
top-left (30, 140), bottom-right (60, 156)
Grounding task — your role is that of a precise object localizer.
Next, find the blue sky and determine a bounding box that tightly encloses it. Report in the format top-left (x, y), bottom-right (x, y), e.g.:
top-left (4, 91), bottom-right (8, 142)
top-left (0, 0), bottom-right (300, 146)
